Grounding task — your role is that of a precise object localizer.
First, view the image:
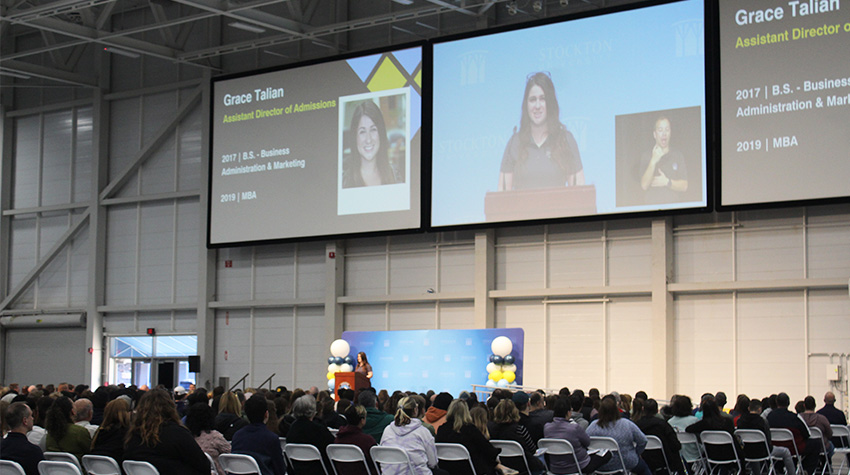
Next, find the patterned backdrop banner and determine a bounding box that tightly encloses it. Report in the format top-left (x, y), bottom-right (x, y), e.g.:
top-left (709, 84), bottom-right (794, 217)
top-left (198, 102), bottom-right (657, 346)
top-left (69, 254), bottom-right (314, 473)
top-left (341, 328), bottom-right (524, 395)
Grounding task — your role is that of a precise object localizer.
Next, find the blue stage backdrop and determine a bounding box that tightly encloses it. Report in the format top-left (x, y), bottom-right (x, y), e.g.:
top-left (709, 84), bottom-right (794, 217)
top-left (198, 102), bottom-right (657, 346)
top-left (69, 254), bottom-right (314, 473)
top-left (341, 328), bottom-right (524, 395)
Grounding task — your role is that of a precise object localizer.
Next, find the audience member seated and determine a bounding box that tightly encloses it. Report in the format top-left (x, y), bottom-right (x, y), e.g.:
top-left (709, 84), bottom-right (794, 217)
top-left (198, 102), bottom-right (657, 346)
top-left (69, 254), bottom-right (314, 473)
top-left (89, 386), bottom-right (110, 426)
top-left (633, 398), bottom-right (684, 474)
top-left (736, 398), bottom-right (796, 475)
top-left (25, 398), bottom-right (48, 451)
top-left (768, 392), bottom-right (822, 475)
top-left (333, 404), bottom-right (377, 475)
top-left (666, 394), bottom-right (699, 463)
top-left (818, 391), bottom-right (847, 425)
top-left (586, 396), bottom-right (651, 475)
top-left (380, 396), bottom-right (447, 475)
top-left (45, 396), bottom-right (91, 463)
top-left (232, 394), bottom-right (286, 475)
top-left (800, 396), bottom-right (834, 458)
top-left (490, 398), bottom-right (546, 475)
top-left (513, 391), bottom-right (544, 443)
top-left (284, 394), bottom-right (335, 473)
top-left (73, 398), bottom-right (98, 437)
top-left (359, 389), bottom-right (394, 444)
top-left (0, 402), bottom-right (44, 475)
top-left (124, 389), bottom-right (209, 475)
top-left (527, 392), bottom-right (553, 431)
top-left (685, 395), bottom-right (741, 464)
top-left (186, 402), bottom-right (231, 475)
top-left (543, 398), bottom-right (611, 475)
top-left (436, 399), bottom-right (502, 475)
top-left (214, 391), bottom-right (248, 441)
top-left (424, 392), bottom-right (452, 433)
top-left (90, 398), bottom-right (131, 465)
top-left (568, 393), bottom-right (589, 429)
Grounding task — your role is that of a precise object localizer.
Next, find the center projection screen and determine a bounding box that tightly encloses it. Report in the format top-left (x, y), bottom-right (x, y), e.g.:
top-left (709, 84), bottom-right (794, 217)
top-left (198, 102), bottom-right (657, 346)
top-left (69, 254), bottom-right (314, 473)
top-left (431, 0), bottom-right (707, 227)
top-left (209, 46), bottom-right (423, 246)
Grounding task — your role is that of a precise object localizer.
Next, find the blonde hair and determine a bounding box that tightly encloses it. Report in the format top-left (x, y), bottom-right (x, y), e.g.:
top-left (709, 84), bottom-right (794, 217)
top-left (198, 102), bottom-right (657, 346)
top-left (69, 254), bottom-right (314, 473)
top-left (394, 396), bottom-right (418, 426)
top-left (447, 399), bottom-right (471, 433)
top-left (218, 392), bottom-right (241, 415)
top-left (470, 406), bottom-right (490, 439)
top-left (493, 399), bottom-right (520, 424)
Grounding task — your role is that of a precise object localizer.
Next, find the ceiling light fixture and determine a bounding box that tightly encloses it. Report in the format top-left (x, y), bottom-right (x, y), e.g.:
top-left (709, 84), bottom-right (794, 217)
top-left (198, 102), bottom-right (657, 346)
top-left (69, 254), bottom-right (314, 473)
top-left (103, 47), bottom-right (140, 59)
top-left (392, 0), bottom-right (414, 4)
top-left (228, 22), bottom-right (266, 34)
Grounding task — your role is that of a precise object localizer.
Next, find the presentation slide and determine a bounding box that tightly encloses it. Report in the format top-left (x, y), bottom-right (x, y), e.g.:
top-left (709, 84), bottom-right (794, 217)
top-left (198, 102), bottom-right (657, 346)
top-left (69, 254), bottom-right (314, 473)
top-left (719, 0), bottom-right (850, 206)
top-left (431, 0), bottom-right (707, 227)
top-left (209, 47), bottom-right (423, 246)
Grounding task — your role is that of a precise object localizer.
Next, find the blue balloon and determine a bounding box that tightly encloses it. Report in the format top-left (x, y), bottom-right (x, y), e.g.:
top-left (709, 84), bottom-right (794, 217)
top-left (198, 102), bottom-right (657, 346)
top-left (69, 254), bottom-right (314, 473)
top-left (497, 379), bottom-right (509, 387)
top-left (328, 357), bottom-right (335, 365)
top-left (344, 356), bottom-right (354, 365)
top-left (485, 379), bottom-right (497, 387)
top-left (504, 355), bottom-right (515, 365)
top-left (492, 356), bottom-right (504, 365)
top-left (328, 378), bottom-right (335, 390)
top-left (333, 357), bottom-right (344, 365)
top-left (489, 354), bottom-right (496, 362)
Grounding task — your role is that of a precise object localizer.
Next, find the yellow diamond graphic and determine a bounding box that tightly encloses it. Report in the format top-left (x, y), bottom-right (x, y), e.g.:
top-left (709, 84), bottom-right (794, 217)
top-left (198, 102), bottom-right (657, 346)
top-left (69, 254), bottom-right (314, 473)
top-left (414, 68), bottom-right (422, 89)
top-left (367, 57), bottom-right (408, 92)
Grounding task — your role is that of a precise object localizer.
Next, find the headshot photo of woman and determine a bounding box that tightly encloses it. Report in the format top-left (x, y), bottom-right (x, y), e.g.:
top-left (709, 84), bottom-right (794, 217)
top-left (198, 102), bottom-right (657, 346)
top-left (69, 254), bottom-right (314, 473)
top-left (343, 100), bottom-right (398, 188)
top-left (499, 72), bottom-right (584, 191)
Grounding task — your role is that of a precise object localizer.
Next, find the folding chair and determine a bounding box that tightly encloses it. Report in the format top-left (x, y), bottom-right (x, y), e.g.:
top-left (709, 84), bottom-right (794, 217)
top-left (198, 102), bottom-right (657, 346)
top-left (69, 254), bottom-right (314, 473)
top-left (285, 443), bottom-right (331, 475)
top-left (326, 444), bottom-right (371, 475)
top-left (735, 429), bottom-right (777, 475)
top-left (121, 461), bottom-right (160, 475)
top-left (808, 427), bottom-right (831, 475)
top-left (677, 431), bottom-right (708, 475)
top-left (38, 460), bottom-right (82, 475)
top-left (771, 428), bottom-right (804, 475)
top-left (538, 438), bottom-right (583, 475)
top-left (491, 439), bottom-right (532, 475)
top-left (218, 454), bottom-right (262, 474)
top-left (831, 425), bottom-right (850, 475)
top-left (589, 436), bottom-right (628, 475)
top-left (699, 430), bottom-right (742, 475)
top-left (82, 455), bottom-right (122, 475)
top-left (372, 445), bottom-right (418, 475)
top-left (643, 435), bottom-right (673, 475)
top-left (0, 460), bottom-right (27, 475)
top-left (205, 452), bottom-right (219, 475)
top-left (44, 452), bottom-right (82, 473)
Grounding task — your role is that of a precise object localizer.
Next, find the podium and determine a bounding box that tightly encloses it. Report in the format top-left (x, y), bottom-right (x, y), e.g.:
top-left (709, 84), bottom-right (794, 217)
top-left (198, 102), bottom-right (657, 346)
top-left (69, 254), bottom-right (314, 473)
top-left (484, 185), bottom-right (597, 222)
top-left (334, 372), bottom-right (371, 400)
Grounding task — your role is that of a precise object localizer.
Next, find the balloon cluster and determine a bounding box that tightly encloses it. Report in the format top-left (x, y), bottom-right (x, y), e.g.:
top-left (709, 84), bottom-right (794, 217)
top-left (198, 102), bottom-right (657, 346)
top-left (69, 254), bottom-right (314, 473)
top-left (485, 336), bottom-right (517, 388)
top-left (326, 339), bottom-right (354, 391)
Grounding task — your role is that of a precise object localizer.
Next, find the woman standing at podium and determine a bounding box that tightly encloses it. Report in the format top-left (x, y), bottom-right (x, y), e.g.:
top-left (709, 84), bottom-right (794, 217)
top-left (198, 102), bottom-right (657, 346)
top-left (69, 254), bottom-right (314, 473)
top-left (499, 71), bottom-right (584, 191)
top-left (355, 351), bottom-right (373, 379)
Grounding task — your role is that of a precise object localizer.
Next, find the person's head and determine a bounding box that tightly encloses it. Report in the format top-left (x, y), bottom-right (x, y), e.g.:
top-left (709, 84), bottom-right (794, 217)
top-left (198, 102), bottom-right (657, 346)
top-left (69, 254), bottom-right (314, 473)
top-left (776, 392), bottom-right (791, 409)
top-left (357, 389), bottom-right (378, 409)
top-left (292, 394), bottom-right (317, 420)
top-left (642, 399), bottom-right (659, 418)
top-left (700, 396), bottom-right (721, 421)
top-left (512, 391), bottom-right (530, 413)
top-left (529, 391), bottom-right (544, 411)
top-left (521, 72), bottom-right (560, 132)
top-left (394, 396), bottom-right (418, 426)
top-left (344, 404), bottom-right (367, 428)
top-left (825, 392), bottom-right (836, 405)
top-left (100, 398), bottom-right (131, 431)
top-left (596, 397), bottom-right (621, 428)
top-left (447, 399), bottom-right (472, 433)
top-left (245, 394), bottom-right (269, 424)
top-left (6, 402), bottom-right (33, 432)
top-left (218, 392), bottom-right (241, 416)
top-left (715, 392), bottom-right (728, 409)
top-left (671, 394), bottom-right (693, 418)
top-left (470, 406), bottom-right (490, 439)
top-left (45, 396), bottom-right (75, 440)
top-left (635, 391), bottom-right (648, 401)
top-left (433, 392), bottom-right (453, 412)
top-left (733, 395), bottom-right (750, 415)
top-left (73, 398), bottom-right (93, 422)
top-left (553, 398), bottom-right (570, 419)
top-left (185, 402), bottom-right (215, 436)
top-left (653, 116), bottom-right (672, 149)
top-left (129, 389), bottom-right (180, 447)
top-left (794, 400), bottom-right (805, 414)
top-left (357, 351), bottom-right (368, 366)
top-left (349, 101), bottom-right (391, 179)
top-left (493, 398), bottom-right (520, 424)
top-left (186, 389), bottom-right (209, 407)
top-left (748, 399), bottom-right (763, 414)
top-left (569, 393), bottom-right (583, 413)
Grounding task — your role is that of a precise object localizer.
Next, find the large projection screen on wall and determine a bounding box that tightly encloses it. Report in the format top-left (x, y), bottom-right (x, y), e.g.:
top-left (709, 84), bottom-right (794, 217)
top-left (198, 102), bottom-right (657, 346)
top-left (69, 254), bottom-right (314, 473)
top-left (431, 0), bottom-right (707, 228)
top-left (719, 0), bottom-right (850, 207)
top-left (209, 46), bottom-right (423, 247)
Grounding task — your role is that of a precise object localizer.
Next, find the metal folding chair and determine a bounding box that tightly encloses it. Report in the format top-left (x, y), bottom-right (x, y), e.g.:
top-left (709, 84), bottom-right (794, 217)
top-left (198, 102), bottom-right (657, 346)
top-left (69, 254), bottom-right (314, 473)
top-left (121, 461), bottom-right (160, 475)
top-left (589, 436), bottom-right (628, 475)
top-left (808, 426), bottom-right (831, 475)
top-left (0, 460), bottom-right (27, 475)
top-left (677, 431), bottom-right (708, 475)
top-left (326, 444), bottom-right (372, 475)
top-left (830, 425), bottom-right (850, 475)
top-left (491, 439), bottom-right (532, 475)
top-left (372, 445), bottom-right (418, 475)
top-left (771, 428), bottom-right (804, 475)
top-left (44, 452), bottom-right (82, 473)
top-left (643, 435), bottom-right (673, 475)
top-left (735, 429), bottom-right (778, 475)
top-left (538, 438), bottom-right (582, 475)
top-left (285, 443), bottom-right (331, 475)
top-left (699, 430), bottom-right (742, 475)
top-left (38, 460), bottom-right (82, 475)
top-left (82, 455), bottom-right (122, 475)
top-left (218, 453), bottom-right (262, 474)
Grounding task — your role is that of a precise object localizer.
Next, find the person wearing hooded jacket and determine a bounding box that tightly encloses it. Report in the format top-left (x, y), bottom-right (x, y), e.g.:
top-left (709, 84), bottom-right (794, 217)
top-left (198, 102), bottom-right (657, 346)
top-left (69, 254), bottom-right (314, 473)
top-left (424, 392), bottom-right (452, 432)
top-left (380, 396), bottom-right (449, 475)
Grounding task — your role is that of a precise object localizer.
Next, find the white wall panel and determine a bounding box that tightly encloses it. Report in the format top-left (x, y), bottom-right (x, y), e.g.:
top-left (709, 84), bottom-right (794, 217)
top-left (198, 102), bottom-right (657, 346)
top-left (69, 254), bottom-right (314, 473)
top-left (674, 230), bottom-right (733, 283)
top-left (12, 116), bottom-right (40, 209)
top-left (69, 226), bottom-right (89, 307)
top-left (138, 202), bottom-right (175, 304)
top-left (389, 251), bottom-right (435, 294)
top-left (295, 244), bottom-right (325, 300)
top-left (608, 298), bottom-right (654, 395)
top-left (178, 109), bottom-right (203, 191)
top-left (106, 205), bottom-right (139, 305)
top-left (41, 111), bottom-right (73, 206)
top-left (174, 201), bottom-right (199, 302)
top-left (73, 108), bottom-right (93, 203)
top-left (344, 305), bottom-right (386, 332)
top-left (216, 247), bottom-right (254, 301)
top-left (109, 98), bottom-right (141, 183)
top-left (215, 309), bottom-right (252, 382)
top-left (607, 237), bottom-right (652, 286)
top-left (388, 303), bottom-right (436, 331)
top-left (548, 302), bottom-right (605, 391)
top-left (293, 306), bottom-right (327, 389)
top-left (496, 244), bottom-right (543, 290)
top-left (345, 254), bottom-right (386, 296)
top-left (438, 302), bottom-right (475, 329)
top-left (438, 247), bottom-right (475, 293)
top-left (9, 216), bottom-right (36, 291)
top-left (674, 294), bottom-right (735, 399)
top-left (808, 289), bottom-right (850, 354)
top-left (254, 245), bottom-right (296, 300)
top-left (548, 241), bottom-right (604, 288)
top-left (103, 312), bottom-right (138, 334)
top-left (252, 308), bottom-right (294, 387)
top-left (807, 224), bottom-right (850, 279)
top-left (496, 301), bottom-right (545, 387)
top-left (736, 229), bottom-right (804, 281)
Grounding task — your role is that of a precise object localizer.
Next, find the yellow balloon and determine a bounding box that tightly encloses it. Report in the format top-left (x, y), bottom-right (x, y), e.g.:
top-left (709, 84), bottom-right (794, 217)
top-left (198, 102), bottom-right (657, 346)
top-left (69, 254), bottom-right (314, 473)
top-left (327, 371), bottom-right (335, 380)
top-left (503, 370), bottom-right (516, 383)
top-left (489, 370), bottom-right (503, 382)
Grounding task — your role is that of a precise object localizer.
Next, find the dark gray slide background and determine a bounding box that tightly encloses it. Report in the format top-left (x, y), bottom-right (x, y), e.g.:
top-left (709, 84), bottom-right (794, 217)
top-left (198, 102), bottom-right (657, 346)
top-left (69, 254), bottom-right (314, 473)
top-left (719, 0), bottom-right (850, 206)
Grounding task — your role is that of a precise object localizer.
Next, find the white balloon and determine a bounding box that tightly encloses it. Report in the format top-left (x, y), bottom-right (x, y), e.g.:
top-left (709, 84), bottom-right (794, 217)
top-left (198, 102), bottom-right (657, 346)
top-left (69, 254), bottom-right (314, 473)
top-left (485, 379), bottom-right (497, 387)
top-left (491, 336), bottom-right (513, 357)
top-left (486, 363), bottom-right (498, 373)
top-left (330, 339), bottom-right (351, 358)
top-left (340, 363), bottom-right (353, 372)
top-left (328, 364), bottom-right (337, 373)
top-left (502, 364), bottom-right (517, 373)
